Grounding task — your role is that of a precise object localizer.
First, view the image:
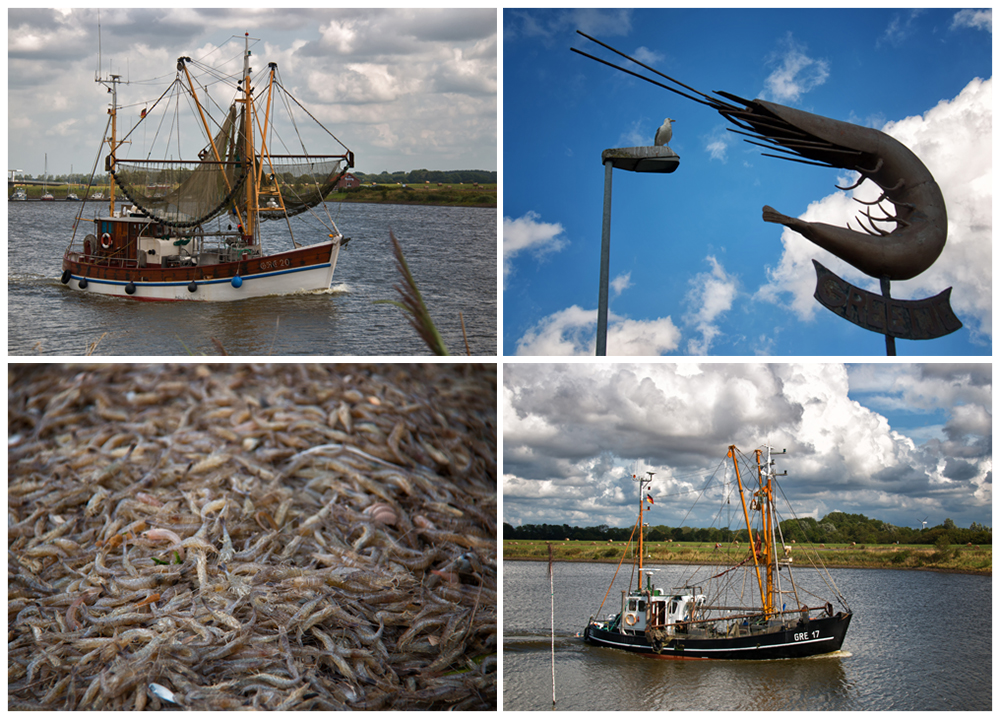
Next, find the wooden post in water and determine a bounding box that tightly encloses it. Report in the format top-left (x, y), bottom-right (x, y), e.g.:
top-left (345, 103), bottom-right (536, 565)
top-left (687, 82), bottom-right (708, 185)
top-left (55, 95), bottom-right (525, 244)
top-left (549, 542), bottom-right (556, 708)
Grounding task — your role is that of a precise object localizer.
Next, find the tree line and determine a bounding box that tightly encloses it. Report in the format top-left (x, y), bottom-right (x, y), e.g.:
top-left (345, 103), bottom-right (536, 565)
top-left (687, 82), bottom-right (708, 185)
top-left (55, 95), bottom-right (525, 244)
top-left (353, 169), bottom-right (496, 185)
top-left (504, 512), bottom-right (992, 546)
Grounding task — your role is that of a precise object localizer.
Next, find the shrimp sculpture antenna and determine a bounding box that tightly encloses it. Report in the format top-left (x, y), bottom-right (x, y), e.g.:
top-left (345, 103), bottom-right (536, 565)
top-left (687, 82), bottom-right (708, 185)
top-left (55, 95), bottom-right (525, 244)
top-left (571, 31), bottom-right (948, 283)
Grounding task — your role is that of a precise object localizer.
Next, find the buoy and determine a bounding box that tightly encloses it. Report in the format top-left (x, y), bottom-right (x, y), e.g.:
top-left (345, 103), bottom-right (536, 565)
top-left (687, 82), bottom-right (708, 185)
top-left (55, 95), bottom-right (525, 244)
top-left (125, 281), bottom-right (136, 295)
top-left (60, 269), bottom-right (71, 284)
top-left (188, 280), bottom-right (197, 293)
top-left (100, 233), bottom-right (112, 249)
top-left (78, 278), bottom-right (88, 289)
top-left (231, 275), bottom-right (243, 288)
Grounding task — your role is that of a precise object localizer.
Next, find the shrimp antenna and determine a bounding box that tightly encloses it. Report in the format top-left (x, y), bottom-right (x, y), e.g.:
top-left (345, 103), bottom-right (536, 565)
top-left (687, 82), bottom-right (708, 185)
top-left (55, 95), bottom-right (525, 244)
top-left (571, 32), bottom-right (855, 170)
top-left (571, 31), bottom-right (740, 112)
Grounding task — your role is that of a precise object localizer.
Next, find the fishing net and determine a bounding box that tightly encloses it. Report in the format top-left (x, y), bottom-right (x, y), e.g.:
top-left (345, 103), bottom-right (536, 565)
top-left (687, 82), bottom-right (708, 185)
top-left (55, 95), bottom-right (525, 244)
top-left (9, 363), bottom-right (497, 710)
top-left (255, 156), bottom-right (349, 221)
top-left (112, 107), bottom-right (247, 228)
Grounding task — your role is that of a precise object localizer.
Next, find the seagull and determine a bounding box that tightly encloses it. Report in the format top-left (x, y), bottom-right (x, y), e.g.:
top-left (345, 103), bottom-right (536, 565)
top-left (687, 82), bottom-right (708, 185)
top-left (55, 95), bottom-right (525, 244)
top-left (654, 118), bottom-right (675, 147)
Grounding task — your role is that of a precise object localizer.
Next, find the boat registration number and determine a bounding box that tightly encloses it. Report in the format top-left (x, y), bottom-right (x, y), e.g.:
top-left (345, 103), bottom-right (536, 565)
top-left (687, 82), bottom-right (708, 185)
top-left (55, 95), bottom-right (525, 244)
top-left (794, 631), bottom-right (821, 641)
top-left (260, 258), bottom-right (291, 270)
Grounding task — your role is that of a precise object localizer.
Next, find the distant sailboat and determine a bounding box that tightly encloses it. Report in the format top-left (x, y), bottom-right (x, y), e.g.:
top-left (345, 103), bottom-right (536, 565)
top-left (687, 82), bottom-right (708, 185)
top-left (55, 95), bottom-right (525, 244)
top-left (41, 154), bottom-right (54, 201)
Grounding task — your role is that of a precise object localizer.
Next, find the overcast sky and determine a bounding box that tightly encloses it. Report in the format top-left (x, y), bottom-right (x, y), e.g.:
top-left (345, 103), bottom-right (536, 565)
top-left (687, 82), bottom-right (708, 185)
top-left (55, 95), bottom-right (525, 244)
top-left (503, 9), bottom-right (991, 356)
top-left (503, 363), bottom-right (992, 531)
top-left (8, 8), bottom-right (496, 178)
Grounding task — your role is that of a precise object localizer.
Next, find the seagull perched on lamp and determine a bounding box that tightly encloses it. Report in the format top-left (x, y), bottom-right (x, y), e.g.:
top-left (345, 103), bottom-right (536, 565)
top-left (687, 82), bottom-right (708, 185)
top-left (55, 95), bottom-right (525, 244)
top-left (654, 117), bottom-right (674, 147)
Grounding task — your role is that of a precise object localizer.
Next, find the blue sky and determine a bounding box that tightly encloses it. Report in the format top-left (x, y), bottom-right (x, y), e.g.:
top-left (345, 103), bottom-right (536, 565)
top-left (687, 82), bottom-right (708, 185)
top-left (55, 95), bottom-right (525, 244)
top-left (503, 9), bottom-right (992, 356)
top-left (503, 363), bottom-right (992, 530)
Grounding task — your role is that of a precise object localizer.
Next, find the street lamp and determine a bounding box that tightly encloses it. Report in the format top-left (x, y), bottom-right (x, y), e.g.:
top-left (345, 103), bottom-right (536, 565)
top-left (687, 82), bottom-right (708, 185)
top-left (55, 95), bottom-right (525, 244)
top-left (597, 146), bottom-right (679, 355)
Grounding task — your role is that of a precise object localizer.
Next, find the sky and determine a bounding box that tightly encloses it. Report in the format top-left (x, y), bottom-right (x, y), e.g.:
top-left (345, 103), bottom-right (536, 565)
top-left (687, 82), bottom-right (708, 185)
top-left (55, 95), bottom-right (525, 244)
top-left (503, 363), bottom-right (992, 531)
top-left (7, 8), bottom-right (497, 178)
top-left (503, 9), bottom-right (992, 356)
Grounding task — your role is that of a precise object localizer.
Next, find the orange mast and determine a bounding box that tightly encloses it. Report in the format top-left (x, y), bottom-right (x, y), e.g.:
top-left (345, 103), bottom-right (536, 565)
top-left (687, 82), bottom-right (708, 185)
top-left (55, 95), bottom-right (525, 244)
top-left (729, 445), bottom-right (768, 614)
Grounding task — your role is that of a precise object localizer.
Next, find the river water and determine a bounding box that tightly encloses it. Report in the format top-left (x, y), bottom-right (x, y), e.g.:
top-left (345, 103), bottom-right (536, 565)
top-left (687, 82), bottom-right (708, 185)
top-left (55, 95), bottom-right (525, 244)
top-left (8, 201), bottom-right (496, 356)
top-left (503, 560), bottom-right (991, 710)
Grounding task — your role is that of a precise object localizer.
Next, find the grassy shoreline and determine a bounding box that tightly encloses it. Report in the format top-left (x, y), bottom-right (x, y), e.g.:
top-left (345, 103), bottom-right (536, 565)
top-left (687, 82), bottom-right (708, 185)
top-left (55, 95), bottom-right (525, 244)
top-left (503, 540), bottom-right (992, 576)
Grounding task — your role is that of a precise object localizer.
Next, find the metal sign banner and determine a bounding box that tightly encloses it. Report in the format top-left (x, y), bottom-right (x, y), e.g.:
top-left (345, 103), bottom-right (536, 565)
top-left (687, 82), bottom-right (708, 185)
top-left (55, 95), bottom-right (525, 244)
top-left (812, 261), bottom-right (962, 341)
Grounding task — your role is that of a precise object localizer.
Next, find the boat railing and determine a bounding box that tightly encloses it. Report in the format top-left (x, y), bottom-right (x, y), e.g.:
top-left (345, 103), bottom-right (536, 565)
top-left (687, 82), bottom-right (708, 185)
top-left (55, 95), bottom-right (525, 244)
top-left (64, 248), bottom-right (142, 270)
top-left (647, 603), bottom-right (831, 632)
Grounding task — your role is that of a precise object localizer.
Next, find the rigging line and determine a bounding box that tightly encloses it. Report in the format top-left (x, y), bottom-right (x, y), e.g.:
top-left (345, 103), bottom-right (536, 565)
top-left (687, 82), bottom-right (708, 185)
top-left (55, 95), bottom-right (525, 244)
top-left (274, 74), bottom-right (352, 152)
top-left (115, 77), bottom-right (184, 149)
top-left (69, 113), bottom-right (113, 246)
top-left (772, 479), bottom-right (849, 609)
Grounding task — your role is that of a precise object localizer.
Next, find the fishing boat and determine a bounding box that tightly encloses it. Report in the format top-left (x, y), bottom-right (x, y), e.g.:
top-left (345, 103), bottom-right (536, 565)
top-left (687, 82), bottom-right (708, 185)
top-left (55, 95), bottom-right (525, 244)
top-left (10, 187), bottom-right (27, 201)
top-left (583, 445), bottom-right (852, 660)
top-left (60, 33), bottom-right (354, 301)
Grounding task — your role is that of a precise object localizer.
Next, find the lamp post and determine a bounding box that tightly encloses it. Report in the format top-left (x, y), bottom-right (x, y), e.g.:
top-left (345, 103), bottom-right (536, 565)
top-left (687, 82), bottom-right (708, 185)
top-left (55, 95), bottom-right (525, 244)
top-left (596, 146), bottom-right (679, 355)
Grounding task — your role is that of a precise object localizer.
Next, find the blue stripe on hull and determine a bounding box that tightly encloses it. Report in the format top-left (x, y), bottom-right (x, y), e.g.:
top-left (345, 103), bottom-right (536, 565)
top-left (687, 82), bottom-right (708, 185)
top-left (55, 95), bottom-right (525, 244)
top-left (65, 262), bottom-right (332, 288)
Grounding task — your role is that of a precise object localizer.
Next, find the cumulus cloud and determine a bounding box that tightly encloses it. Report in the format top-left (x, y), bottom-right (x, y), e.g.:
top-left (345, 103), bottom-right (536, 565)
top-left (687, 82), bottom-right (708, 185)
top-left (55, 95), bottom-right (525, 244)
top-left (761, 33), bottom-right (829, 103)
top-left (502, 211), bottom-right (567, 289)
top-left (503, 363), bottom-right (991, 528)
top-left (514, 305), bottom-right (681, 356)
top-left (683, 256), bottom-right (738, 355)
top-left (755, 77), bottom-right (993, 343)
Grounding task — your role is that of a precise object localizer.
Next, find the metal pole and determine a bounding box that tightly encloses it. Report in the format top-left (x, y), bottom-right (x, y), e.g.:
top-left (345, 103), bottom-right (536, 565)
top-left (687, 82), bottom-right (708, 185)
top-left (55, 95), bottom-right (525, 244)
top-left (880, 276), bottom-right (896, 356)
top-left (597, 159), bottom-right (613, 355)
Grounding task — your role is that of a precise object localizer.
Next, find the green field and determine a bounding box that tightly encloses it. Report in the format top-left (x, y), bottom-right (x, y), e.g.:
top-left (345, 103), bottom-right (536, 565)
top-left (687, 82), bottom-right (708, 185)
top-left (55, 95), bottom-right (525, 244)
top-left (328, 183), bottom-right (496, 207)
top-left (504, 539), bottom-right (992, 575)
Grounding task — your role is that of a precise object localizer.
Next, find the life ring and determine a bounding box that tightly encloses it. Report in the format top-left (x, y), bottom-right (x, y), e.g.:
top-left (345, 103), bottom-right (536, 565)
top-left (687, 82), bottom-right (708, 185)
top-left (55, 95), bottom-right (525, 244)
top-left (100, 233), bottom-right (112, 249)
top-left (624, 612), bottom-right (638, 626)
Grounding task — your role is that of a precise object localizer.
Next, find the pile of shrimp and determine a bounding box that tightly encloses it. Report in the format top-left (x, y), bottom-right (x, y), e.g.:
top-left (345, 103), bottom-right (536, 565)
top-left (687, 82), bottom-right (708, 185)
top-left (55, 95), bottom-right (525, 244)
top-left (8, 363), bottom-right (496, 710)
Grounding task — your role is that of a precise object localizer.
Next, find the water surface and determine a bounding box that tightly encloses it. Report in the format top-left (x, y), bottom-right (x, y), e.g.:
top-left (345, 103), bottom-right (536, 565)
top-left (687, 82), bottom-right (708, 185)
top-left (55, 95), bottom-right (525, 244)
top-left (503, 560), bottom-right (991, 710)
top-left (9, 201), bottom-right (496, 356)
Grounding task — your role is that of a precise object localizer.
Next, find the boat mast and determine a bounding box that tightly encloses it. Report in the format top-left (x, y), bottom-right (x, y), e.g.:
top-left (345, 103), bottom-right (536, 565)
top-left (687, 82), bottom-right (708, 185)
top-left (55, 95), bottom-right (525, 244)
top-left (633, 470), bottom-right (653, 584)
top-left (241, 32), bottom-right (257, 241)
top-left (96, 72), bottom-right (122, 216)
top-left (729, 445), bottom-right (767, 613)
top-left (756, 448), bottom-right (775, 617)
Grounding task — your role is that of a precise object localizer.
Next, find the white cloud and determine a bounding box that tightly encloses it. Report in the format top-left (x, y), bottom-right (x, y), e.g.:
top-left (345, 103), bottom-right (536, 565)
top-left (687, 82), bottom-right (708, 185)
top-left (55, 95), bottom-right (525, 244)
top-left (879, 10), bottom-right (925, 48)
top-left (611, 271), bottom-right (632, 297)
top-left (683, 256), bottom-right (738, 355)
top-left (951, 9), bottom-right (991, 33)
top-left (515, 305), bottom-right (681, 356)
top-left (755, 76), bottom-right (993, 343)
top-left (502, 211), bottom-right (567, 289)
top-left (632, 46), bottom-right (665, 66)
top-left (761, 33), bottom-right (829, 103)
top-left (503, 363), bottom-right (992, 528)
top-left (704, 127), bottom-right (732, 162)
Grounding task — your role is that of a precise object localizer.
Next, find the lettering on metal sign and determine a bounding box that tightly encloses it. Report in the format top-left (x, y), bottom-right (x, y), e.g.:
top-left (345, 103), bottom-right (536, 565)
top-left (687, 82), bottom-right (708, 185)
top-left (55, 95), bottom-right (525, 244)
top-left (812, 261), bottom-right (962, 341)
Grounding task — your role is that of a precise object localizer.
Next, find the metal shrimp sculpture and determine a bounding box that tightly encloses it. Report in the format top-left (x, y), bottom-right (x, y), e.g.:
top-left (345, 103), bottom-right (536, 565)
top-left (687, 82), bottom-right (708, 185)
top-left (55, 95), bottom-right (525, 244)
top-left (573, 31), bottom-right (960, 349)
